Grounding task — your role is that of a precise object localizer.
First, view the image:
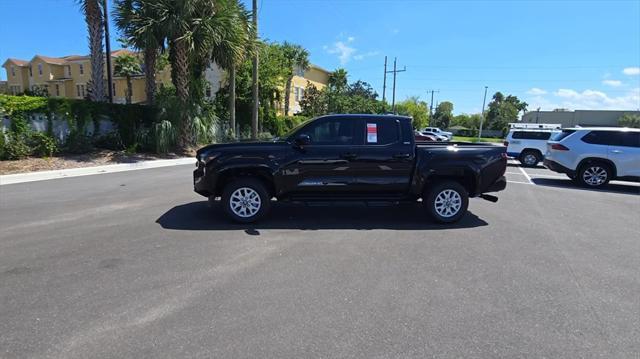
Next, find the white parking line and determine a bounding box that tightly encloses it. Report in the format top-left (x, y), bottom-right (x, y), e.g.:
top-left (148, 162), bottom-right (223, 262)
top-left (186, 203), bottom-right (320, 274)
top-left (517, 165), bottom-right (533, 184)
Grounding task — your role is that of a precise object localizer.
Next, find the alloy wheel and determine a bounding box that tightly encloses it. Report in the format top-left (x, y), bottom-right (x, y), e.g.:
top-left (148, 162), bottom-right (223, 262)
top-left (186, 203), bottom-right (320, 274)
top-left (229, 187), bottom-right (261, 218)
top-left (582, 166), bottom-right (608, 186)
top-left (434, 189), bottom-right (462, 218)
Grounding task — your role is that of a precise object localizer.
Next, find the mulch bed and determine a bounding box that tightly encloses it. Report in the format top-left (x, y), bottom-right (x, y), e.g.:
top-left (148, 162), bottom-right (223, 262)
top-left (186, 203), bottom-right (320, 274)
top-left (0, 149), bottom-right (196, 175)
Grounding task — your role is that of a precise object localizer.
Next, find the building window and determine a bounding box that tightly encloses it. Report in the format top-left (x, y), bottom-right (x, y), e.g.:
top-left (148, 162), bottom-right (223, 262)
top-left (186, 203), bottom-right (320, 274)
top-left (205, 85), bottom-right (212, 98)
top-left (10, 66), bottom-right (15, 77)
top-left (79, 64), bottom-right (84, 75)
top-left (67, 66), bottom-right (71, 77)
top-left (38, 63), bottom-right (43, 75)
top-left (294, 86), bottom-right (304, 102)
top-left (29, 66), bottom-right (33, 77)
top-left (77, 84), bottom-right (81, 97)
top-left (81, 84), bottom-right (86, 97)
top-left (55, 84), bottom-right (60, 96)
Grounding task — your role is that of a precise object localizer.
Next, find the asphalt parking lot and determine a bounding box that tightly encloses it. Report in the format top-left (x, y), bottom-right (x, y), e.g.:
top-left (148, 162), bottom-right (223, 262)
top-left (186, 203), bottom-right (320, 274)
top-left (1, 163), bottom-right (639, 358)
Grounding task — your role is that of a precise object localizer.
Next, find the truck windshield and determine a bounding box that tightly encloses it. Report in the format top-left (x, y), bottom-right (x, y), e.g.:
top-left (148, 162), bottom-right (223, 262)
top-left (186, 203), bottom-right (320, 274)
top-left (280, 117), bottom-right (315, 140)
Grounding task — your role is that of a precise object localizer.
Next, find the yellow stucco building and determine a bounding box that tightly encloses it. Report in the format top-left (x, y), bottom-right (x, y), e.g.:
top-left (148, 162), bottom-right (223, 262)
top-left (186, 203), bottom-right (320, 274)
top-left (1, 49), bottom-right (171, 104)
top-left (279, 64), bottom-right (331, 115)
top-left (3, 51), bottom-right (330, 110)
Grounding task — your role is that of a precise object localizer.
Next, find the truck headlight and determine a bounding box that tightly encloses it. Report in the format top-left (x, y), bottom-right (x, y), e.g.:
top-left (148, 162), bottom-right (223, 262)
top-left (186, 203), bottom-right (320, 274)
top-left (199, 152), bottom-right (220, 164)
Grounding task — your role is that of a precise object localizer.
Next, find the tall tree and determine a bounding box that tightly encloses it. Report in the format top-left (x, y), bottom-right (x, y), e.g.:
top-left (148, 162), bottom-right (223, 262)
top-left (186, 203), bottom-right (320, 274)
top-left (113, 0), bottom-right (164, 105)
top-left (395, 97), bottom-right (430, 129)
top-left (281, 42), bottom-right (310, 116)
top-left (209, 0), bottom-right (255, 137)
top-left (486, 92), bottom-right (528, 130)
top-left (432, 101), bottom-right (454, 128)
top-left (114, 54), bottom-right (142, 104)
top-left (79, 0), bottom-right (106, 102)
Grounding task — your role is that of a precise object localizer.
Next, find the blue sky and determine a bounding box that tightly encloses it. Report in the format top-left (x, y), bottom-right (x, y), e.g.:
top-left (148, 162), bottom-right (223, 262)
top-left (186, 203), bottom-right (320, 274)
top-left (1, 0), bottom-right (639, 114)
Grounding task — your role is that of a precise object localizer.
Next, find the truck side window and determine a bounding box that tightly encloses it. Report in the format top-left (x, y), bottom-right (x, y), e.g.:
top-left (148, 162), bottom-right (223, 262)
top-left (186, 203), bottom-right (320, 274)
top-left (365, 120), bottom-right (399, 145)
top-left (303, 118), bottom-right (354, 145)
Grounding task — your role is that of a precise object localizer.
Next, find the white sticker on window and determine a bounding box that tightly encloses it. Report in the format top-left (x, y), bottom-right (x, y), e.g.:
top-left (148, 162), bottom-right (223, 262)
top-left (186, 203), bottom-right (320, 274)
top-left (367, 123), bottom-right (377, 143)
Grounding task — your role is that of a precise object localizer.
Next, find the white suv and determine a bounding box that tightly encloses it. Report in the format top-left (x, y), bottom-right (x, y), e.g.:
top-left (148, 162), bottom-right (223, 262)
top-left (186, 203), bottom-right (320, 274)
top-left (544, 127), bottom-right (640, 188)
top-left (505, 129), bottom-right (561, 167)
top-left (422, 127), bottom-right (452, 140)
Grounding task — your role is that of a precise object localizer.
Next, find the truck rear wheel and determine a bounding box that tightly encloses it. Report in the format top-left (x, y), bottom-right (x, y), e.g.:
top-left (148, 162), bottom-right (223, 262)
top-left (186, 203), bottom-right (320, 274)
top-left (221, 178), bottom-right (271, 223)
top-left (424, 181), bottom-right (469, 223)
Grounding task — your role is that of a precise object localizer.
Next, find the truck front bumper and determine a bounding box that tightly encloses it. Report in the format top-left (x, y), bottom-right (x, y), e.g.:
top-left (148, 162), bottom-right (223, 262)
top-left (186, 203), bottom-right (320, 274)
top-left (193, 164), bottom-right (213, 197)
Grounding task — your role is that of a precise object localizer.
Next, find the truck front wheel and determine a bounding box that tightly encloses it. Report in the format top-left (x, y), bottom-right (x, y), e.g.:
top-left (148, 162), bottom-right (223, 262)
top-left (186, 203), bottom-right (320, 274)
top-left (424, 181), bottom-right (469, 223)
top-left (221, 178), bottom-right (271, 223)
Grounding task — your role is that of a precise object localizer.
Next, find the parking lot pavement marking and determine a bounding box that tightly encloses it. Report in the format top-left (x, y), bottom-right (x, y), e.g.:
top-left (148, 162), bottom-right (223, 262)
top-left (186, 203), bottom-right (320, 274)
top-left (517, 165), bottom-right (533, 184)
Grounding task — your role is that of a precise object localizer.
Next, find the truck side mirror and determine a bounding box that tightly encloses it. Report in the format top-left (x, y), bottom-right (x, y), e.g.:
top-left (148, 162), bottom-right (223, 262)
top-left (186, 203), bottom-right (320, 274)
top-left (294, 134), bottom-right (311, 147)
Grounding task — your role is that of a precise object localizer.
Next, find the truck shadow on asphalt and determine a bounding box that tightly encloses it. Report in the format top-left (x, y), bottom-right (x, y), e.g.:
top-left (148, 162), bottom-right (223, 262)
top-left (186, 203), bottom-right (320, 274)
top-left (531, 178), bottom-right (640, 195)
top-left (156, 202), bottom-right (488, 231)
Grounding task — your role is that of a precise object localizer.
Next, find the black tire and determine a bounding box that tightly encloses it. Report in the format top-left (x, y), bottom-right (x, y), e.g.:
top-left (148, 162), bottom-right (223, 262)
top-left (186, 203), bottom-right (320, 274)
top-left (577, 162), bottom-right (612, 188)
top-left (221, 178), bottom-right (271, 223)
top-left (424, 181), bottom-right (469, 224)
top-left (519, 150), bottom-right (540, 167)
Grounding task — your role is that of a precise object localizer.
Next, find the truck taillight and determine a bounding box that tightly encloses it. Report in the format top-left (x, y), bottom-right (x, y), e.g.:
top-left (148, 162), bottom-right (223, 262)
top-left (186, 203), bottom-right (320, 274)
top-left (503, 141), bottom-right (509, 147)
top-left (551, 144), bottom-right (569, 151)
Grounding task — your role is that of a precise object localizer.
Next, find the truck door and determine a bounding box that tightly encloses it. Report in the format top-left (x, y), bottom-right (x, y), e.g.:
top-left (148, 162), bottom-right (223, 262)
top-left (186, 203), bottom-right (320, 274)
top-left (279, 116), bottom-right (359, 196)
top-left (351, 118), bottom-right (415, 194)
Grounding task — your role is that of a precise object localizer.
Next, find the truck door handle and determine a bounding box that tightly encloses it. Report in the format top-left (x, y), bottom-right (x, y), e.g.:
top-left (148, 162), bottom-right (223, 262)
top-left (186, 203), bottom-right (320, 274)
top-left (393, 153), bottom-right (411, 159)
top-left (610, 150), bottom-right (623, 154)
top-left (340, 153), bottom-right (357, 160)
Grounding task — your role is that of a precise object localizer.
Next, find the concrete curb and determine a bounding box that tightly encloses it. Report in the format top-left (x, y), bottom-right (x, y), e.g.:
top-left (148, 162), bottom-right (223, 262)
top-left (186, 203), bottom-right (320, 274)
top-left (0, 157), bottom-right (194, 185)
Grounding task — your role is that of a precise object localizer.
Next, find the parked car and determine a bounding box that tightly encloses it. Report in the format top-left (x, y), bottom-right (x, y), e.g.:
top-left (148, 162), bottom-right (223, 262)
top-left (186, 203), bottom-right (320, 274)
top-left (414, 131), bottom-right (437, 142)
top-left (544, 127), bottom-right (640, 188)
top-left (504, 128), bottom-right (562, 167)
top-left (420, 130), bottom-right (449, 141)
top-left (422, 127), bottom-right (453, 140)
top-left (194, 114), bottom-right (508, 223)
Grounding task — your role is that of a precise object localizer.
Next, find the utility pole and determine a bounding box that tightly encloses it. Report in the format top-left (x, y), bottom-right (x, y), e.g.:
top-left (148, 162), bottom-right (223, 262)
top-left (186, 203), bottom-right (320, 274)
top-left (387, 57), bottom-right (406, 113)
top-left (427, 90), bottom-right (439, 126)
top-left (478, 86), bottom-right (488, 140)
top-left (102, 0), bottom-right (113, 103)
top-left (382, 56), bottom-right (387, 104)
top-left (250, 0), bottom-right (259, 139)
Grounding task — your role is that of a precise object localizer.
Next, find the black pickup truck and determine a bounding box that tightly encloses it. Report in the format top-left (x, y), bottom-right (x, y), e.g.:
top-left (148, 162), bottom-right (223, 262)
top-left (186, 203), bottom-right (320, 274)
top-left (194, 114), bottom-right (507, 223)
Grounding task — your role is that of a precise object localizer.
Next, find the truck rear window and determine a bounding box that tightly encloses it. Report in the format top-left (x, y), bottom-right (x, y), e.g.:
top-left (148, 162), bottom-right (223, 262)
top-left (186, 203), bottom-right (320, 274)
top-left (512, 131), bottom-right (552, 140)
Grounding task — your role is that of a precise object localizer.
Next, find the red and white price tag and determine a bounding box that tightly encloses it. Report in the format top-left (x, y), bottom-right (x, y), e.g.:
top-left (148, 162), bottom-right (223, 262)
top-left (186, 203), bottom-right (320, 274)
top-left (367, 123), bottom-right (377, 143)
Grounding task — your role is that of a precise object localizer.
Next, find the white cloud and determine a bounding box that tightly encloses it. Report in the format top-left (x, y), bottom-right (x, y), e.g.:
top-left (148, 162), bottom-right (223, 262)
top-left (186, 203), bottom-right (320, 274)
top-left (326, 41), bottom-right (357, 65)
top-left (526, 87), bottom-right (547, 95)
top-left (602, 79), bottom-right (622, 87)
top-left (353, 51), bottom-right (380, 61)
top-left (623, 67), bottom-right (640, 76)
top-left (325, 36), bottom-right (378, 65)
top-left (526, 87), bottom-right (640, 111)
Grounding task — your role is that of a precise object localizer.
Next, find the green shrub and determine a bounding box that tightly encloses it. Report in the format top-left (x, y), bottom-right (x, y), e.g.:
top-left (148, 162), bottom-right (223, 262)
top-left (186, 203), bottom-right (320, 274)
top-left (94, 131), bottom-right (125, 151)
top-left (29, 132), bottom-right (58, 157)
top-left (4, 133), bottom-right (30, 160)
top-left (63, 131), bottom-right (93, 154)
top-left (153, 120), bottom-right (176, 154)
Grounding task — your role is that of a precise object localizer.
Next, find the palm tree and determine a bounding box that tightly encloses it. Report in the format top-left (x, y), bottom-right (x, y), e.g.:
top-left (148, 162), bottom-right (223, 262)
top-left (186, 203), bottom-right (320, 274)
top-left (208, 0), bottom-right (255, 138)
top-left (114, 54), bottom-right (142, 104)
top-left (79, 0), bottom-right (106, 102)
top-left (113, 0), bottom-right (164, 105)
top-left (281, 42), bottom-right (310, 116)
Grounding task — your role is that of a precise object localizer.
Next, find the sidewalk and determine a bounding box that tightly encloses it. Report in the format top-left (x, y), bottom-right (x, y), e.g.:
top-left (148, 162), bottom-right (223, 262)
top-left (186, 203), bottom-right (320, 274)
top-left (0, 157), bottom-right (194, 185)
